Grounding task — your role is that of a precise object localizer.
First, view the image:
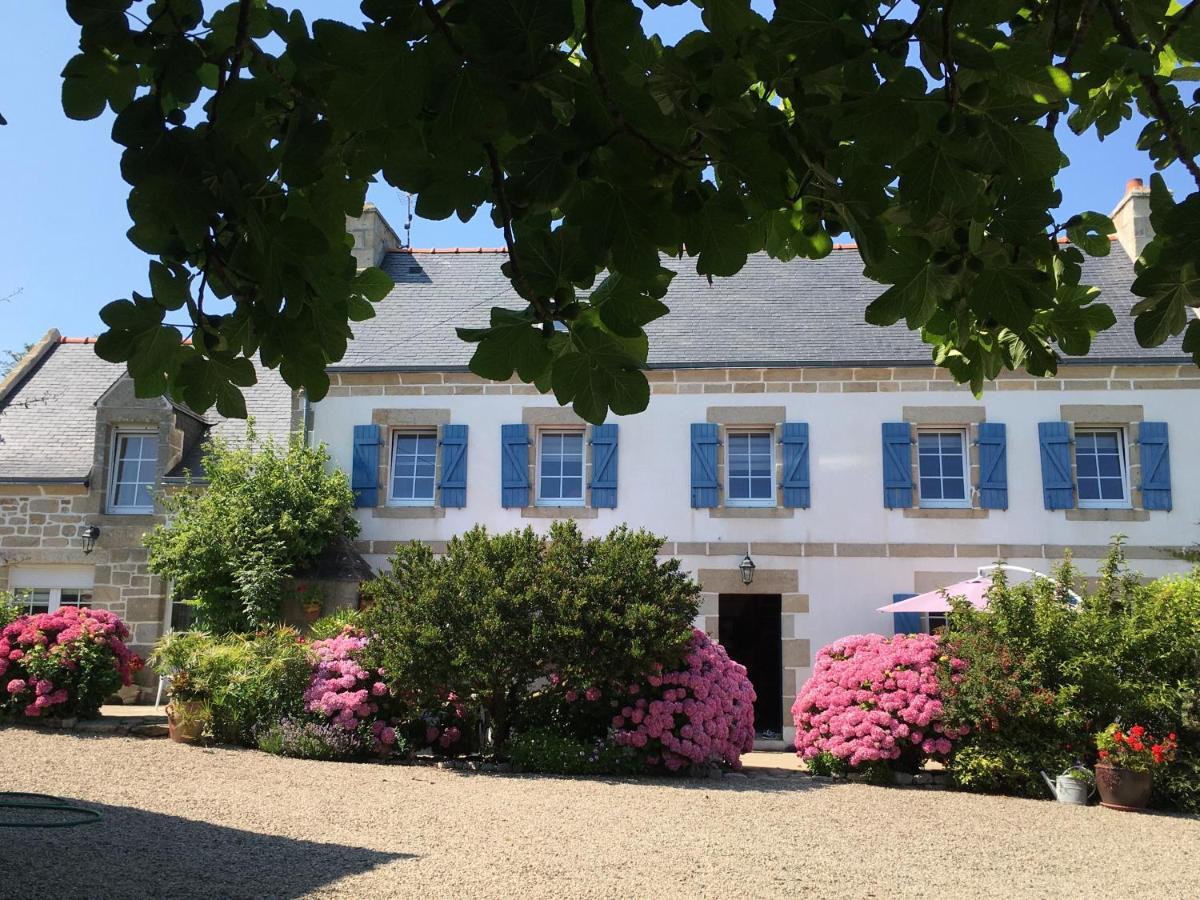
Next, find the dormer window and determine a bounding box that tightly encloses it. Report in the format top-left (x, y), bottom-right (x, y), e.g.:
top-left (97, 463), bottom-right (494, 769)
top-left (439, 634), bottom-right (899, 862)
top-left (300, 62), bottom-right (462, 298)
top-left (108, 431), bottom-right (158, 513)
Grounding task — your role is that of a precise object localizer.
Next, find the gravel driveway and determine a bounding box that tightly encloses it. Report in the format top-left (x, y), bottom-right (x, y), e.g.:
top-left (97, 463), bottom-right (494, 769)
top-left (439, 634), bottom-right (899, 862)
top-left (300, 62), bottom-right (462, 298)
top-left (1, 729), bottom-right (1197, 899)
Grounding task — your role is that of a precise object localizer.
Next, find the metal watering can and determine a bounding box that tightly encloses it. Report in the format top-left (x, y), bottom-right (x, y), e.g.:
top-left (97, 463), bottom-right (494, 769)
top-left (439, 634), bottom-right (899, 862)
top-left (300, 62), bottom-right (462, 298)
top-left (1041, 767), bottom-right (1095, 805)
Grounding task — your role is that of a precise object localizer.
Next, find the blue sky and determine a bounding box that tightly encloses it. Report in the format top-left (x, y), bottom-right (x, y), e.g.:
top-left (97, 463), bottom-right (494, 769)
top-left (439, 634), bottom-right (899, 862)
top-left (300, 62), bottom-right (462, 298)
top-left (0, 2), bottom-right (1191, 355)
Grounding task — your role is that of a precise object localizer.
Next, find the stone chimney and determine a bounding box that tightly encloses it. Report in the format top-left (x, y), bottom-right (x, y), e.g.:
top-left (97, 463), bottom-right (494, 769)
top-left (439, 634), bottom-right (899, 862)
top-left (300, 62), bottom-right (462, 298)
top-left (346, 202), bottom-right (402, 269)
top-left (1110, 177), bottom-right (1153, 261)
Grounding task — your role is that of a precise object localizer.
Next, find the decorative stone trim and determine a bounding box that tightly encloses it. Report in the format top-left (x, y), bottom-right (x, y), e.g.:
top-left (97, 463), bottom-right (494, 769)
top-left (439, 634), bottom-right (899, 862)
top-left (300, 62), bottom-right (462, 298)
top-left (1065, 508), bottom-right (1150, 522)
top-left (371, 408), bottom-right (451, 426)
top-left (708, 506), bottom-right (794, 519)
top-left (325, 364), bottom-right (1200, 397)
top-left (901, 405), bottom-right (987, 425)
top-left (697, 568), bottom-right (798, 594)
top-left (1060, 404), bottom-right (1144, 423)
top-left (705, 405), bottom-right (787, 425)
top-left (0, 483), bottom-right (88, 497)
top-left (372, 506), bottom-right (445, 519)
top-left (520, 507), bottom-right (599, 519)
top-left (522, 407), bottom-right (586, 426)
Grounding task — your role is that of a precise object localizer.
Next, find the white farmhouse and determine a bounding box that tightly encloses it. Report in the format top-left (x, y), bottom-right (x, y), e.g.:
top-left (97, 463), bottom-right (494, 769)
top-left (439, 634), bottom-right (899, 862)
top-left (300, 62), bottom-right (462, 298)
top-left (312, 178), bottom-right (1196, 743)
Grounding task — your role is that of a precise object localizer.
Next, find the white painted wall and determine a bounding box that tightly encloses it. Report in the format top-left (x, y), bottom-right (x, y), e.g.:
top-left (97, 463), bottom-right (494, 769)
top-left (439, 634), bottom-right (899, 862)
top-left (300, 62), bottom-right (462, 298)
top-left (311, 380), bottom-right (1198, 741)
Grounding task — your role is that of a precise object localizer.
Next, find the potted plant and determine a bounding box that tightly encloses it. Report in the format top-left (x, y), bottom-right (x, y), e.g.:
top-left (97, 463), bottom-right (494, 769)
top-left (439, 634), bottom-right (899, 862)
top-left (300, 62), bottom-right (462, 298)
top-left (296, 582), bottom-right (325, 626)
top-left (163, 671), bottom-right (210, 744)
top-left (148, 631), bottom-right (213, 744)
top-left (1094, 723), bottom-right (1177, 811)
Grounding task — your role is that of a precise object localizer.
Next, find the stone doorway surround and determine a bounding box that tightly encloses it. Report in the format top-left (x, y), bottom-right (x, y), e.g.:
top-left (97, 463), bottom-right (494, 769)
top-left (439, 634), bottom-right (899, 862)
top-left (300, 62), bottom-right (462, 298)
top-left (697, 567), bottom-right (809, 733)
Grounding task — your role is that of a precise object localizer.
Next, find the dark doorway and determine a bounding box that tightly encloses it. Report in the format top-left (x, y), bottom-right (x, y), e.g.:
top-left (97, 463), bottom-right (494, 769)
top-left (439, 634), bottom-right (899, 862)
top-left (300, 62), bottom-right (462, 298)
top-left (718, 594), bottom-right (782, 734)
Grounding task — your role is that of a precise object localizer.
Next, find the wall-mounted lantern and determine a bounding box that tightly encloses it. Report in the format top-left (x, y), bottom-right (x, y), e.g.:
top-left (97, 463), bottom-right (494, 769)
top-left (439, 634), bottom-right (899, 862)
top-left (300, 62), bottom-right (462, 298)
top-left (81, 525), bottom-right (101, 555)
top-left (739, 552), bottom-right (756, 586)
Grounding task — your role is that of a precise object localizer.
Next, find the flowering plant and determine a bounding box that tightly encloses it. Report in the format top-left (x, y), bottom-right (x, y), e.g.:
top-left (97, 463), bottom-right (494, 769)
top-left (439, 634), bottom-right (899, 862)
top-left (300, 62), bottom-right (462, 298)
top-left (1096, 723), bottom-right (1178, 772)
top-left (793, 633), bottom-right (964, 770)
top-left (294, 582), bottom-right (325, 613)
top-left (608, 628), bottom-right (756, 771)
top-left (0, 607), bottom-right (140, 718)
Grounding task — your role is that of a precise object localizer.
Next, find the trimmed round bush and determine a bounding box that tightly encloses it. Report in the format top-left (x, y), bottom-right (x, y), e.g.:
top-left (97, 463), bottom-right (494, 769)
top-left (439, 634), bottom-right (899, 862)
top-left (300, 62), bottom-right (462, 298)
top-left (609, 629), bottom-right (756, 771)
top-left (0, 607), bottom-right (140, 718)
top-left (792, 633), bottom-right (965, 770)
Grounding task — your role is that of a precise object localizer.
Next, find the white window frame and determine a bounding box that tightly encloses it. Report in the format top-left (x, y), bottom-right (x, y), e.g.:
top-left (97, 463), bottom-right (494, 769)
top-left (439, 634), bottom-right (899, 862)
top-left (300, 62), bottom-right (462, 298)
top-left (108, 430), bottom-right (158, 514)
top-left (9, 566), bottom-right (95, 615)
top-left (1074, 426), bottom-right (1132, 509)
top-left (922, 611), bottom-right (949, 635)
top-left (535, 428), bottom-right (586, 507)
top-left (725, 429), bottom-right (777, 508)
top-left (387, 428), bottom-right (439, 507)
top-left (916, 428), bottom-right (971, 509)
top-left (12, 587), bottom-right (93, 615)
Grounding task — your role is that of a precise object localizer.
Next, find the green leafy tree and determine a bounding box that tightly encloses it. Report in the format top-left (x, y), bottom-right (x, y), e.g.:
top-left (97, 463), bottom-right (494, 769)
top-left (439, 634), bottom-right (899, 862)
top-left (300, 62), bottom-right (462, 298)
top-left (62, 1), bottom-right (1200, 422)
top-left (359, 521), bottom-right (698, 749)
top-left (145, 429), bottom-right (358, 631)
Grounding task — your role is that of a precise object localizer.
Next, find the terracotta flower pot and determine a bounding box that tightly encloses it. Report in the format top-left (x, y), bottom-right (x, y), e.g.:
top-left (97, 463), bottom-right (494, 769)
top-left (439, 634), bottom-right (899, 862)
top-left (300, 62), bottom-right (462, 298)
top-left (166, 700), bottom-right (206, 744)
top-left (1095, 763), bottom-right (1153, 810)
top-left (303, 605), bottom-right (322, 625)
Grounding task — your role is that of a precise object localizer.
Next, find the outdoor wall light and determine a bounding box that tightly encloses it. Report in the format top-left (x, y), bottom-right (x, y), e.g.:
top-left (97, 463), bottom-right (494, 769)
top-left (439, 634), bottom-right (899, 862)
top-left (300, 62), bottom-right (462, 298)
top-left (739, 552), bottom-right (756, 586)
top-left (81, 525), bottom-right (101, 555)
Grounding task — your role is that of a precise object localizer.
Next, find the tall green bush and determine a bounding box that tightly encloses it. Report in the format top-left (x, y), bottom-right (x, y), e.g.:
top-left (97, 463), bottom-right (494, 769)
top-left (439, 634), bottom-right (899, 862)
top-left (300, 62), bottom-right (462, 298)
top-left (940, 542), bottom-right (1200, 809)
top-left (145, 429), bottom-right (358, 631)
top-left (359, 522), bottom-right (699, 750)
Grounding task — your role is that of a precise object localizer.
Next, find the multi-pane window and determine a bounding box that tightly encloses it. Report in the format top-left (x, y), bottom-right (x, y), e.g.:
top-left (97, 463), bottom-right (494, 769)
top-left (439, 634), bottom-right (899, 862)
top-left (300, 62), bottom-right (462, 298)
top-left (726, 431), bottom-right (774, 506)
top-left (389, 431), bottom-right (438, 505)
top-left (918, 430), bottom-right (969, 508)
top-left (1075, 428), bottom-right (1129, 507)
top-left (537, 431), bottom-right (584, 505)
top-left (13, 587), bottom-right (92, 615)
top-left (109, 432), bottom-right (158, 513)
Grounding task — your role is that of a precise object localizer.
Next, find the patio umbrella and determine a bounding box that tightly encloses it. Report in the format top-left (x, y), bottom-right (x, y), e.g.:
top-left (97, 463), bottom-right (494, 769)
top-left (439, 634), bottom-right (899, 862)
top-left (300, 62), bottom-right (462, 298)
top-left (875, 576), bottom-right (992, 614)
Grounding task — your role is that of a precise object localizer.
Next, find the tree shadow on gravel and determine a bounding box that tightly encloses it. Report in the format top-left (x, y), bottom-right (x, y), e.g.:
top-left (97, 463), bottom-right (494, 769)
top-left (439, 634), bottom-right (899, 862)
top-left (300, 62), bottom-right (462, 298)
top-left (1, 799), bottom-right (415, 900)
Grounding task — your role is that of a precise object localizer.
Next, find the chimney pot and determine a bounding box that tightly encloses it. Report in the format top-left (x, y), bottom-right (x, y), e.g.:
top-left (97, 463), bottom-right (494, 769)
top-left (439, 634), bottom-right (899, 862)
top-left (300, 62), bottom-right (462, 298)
top-left (1110, 176), bottom-right (1155, 261)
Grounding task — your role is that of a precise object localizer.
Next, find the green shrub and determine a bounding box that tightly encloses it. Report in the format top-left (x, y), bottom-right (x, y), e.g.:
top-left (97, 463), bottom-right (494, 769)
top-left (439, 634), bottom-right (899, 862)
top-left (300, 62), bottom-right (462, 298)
top-left (507, 726), bottom-right (645, 776)
top-left (360, 522), bottom-right (699, 751)
top-left (308, 608), bottom-right (363, 640)
top-left (946, 744), bottom-right (1068, 798)
top-left (1154, 743), bottom-right (1200, 813)
top-left (940, 542), bottom-right (1200, 808)
top-left (145, 430), bottom-right (358, 631)
top-left (805, 751), bottom-right (849, 777)
top-left (150, 628), bottom-right (312, 743)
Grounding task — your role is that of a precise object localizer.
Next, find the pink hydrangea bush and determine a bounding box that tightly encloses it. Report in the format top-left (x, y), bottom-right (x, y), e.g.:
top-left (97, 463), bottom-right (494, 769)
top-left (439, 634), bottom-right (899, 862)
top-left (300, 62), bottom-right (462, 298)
top-left (609, 629), bottom-right (756, 771)
top-left (0, 607), bottom-right (140, 718)
top-left (303, 629), bottom-right (466, 755)
top-left (792, 633), bottom-right (967, 770)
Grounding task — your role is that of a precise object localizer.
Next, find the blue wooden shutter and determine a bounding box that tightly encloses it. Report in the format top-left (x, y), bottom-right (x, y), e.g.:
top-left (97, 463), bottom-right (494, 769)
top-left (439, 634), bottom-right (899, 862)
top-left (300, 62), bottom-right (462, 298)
top-left (690, 423), bottom-right (720, 508)
top-left (780, 422), bottom-right (811, 508)
top-left (500, 424), bottom-right (530, 508)
top-left (893, 593), bottom-right (921, 636)
top-left (351, 424), bottom-right (382, 508)
top-left (1138, 421), bottom-right (1172, 511)
top-left (977, 422), bottom-right (1008, 510)
top-left (1038, 421), bottom-right (1074, 510)
top-left (881, 422), bottom-right (913, 508)
top-left (589, 423), bottom-right (618, 508)
top-left (438, 424), bottom-right (468, 508)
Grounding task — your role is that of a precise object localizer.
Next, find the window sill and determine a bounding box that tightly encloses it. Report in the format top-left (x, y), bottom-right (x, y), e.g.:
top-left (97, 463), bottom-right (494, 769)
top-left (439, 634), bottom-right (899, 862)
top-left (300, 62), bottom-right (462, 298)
top-left (372, 506), bottom-right (446, 519)
top-left (1065, 508), bottom-right (1149, 522)
top-left (904, 507), bottom-right (989, 519)
top-left (94, 512), bottom-right (161, 525)
top-left (708, 506), bottom-right (795, 519)
top-left (521, 506), bottom-right (598, 519)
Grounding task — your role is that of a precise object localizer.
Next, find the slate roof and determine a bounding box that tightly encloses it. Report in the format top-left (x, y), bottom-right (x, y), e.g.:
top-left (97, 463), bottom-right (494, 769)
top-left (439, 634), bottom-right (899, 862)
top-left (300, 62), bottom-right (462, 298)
top-left (0, 340), bottom-right (293, 482)
top-left (332, 247), bottom-right (1189, 370)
